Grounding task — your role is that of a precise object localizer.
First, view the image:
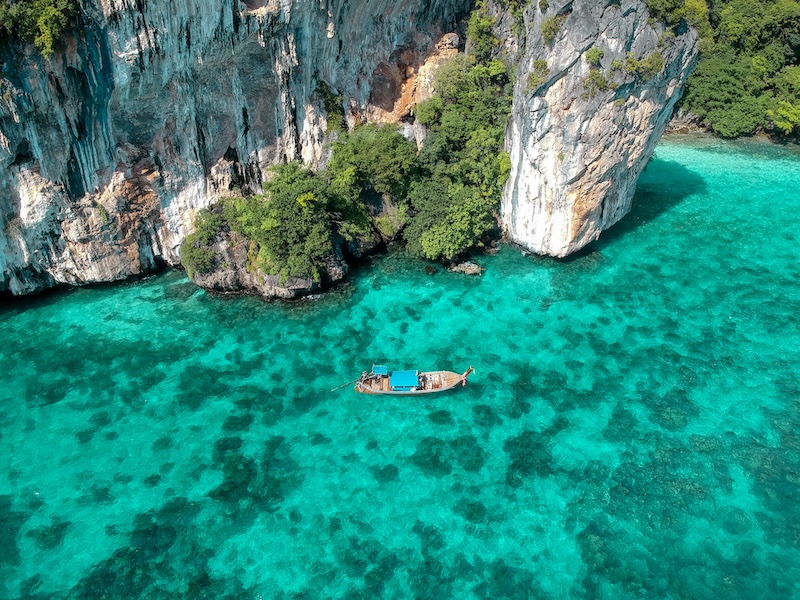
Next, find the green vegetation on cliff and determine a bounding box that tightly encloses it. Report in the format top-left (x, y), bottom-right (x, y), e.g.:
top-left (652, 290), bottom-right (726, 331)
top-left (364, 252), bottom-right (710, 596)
top-left (224, 163), bottom-right (336, 283)
top-left (323, 45), bottom-right (512, 264)
top-left (325, 47), bottom-right (512, 264)
top-left (183, 2), bottom-right (512, 282)
top-left (644, 0), bottom-right (710, 29)
top-left (647, 0), bottom-right (800, 137)
top-left (409, 50), bottom-right (511, 260)
top-left (328, 124), bottom-right (419, 201)
top-left (326, 124), bottom-right (416, 241)
top-left (179, 209), bottom-right (224, 278)
top-left (0, 0), bottom-right (78, 55)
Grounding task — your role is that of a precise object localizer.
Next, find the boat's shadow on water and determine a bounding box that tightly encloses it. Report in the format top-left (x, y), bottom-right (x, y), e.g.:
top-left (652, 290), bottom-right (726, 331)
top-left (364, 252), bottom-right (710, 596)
top-left (586, 159), bottom-right (708, 255)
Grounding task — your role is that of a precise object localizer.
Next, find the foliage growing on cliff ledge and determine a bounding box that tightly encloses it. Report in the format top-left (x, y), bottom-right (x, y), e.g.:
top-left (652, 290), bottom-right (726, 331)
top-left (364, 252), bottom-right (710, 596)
top-left (585, 47), bottom-right (605, 67)
top-left (582, 69), bottom-right (614, 100)
top-left (408, 49), bottom-right (511, 261)
top-left (625, 51), bottom-right (666, 79)
top-left (316, 81), bottom-right (346, 133)
top-left (0, 0), bottom-right (78, 55)
top-left (466, 5), bottom-right (496, 62)
top-left (541, 15), bottom-right (565, 45)
top-left (184, 1), bottom-right (514, 277)
top-left (180, 209), bottom-right (224, 278)
top-left (223, 164), bottom-right (337, 283)
top-left (645, 0), bottom-right (710, 29)
top-left (526, 59), bottom-right (550, 91)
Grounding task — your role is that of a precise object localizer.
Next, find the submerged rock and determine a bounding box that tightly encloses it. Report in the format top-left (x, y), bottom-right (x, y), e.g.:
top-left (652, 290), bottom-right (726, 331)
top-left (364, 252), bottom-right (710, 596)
top-left (448, 261), bottom-right (484, 275)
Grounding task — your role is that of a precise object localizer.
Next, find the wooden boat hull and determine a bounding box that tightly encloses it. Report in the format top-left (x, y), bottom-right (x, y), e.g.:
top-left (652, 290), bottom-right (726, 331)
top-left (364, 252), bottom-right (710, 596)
top-left (355, 369), bottom-right (469, 395)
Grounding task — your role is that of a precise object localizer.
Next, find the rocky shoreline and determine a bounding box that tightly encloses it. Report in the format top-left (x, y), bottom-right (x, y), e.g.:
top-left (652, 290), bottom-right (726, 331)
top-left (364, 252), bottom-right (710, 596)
top-left (665, 110), bottom-right (709, 135)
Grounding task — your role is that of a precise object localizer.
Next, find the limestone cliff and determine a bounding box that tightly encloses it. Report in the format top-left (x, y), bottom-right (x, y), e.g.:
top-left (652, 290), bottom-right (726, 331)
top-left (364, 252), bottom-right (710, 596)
top-left (501, 0), bottom-right (698, 257)
top-left (0, 0), bottom-right (698, 296)
top-left (0, 0), bottom-right (469, 295)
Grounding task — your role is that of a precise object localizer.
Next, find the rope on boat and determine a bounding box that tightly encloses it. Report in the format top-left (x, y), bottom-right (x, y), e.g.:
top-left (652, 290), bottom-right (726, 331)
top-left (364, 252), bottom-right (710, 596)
top-left (329, 377), bottom-right (361, 392)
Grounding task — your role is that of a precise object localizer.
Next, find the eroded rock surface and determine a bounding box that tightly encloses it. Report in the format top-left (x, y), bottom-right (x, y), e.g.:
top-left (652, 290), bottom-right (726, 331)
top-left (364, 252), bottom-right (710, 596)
top-left (0, 0), bottom-right (469, 295)
top-left (0, 0), bottom-right (699, 295)
top-left (501, 0), bottom-right (699, 257)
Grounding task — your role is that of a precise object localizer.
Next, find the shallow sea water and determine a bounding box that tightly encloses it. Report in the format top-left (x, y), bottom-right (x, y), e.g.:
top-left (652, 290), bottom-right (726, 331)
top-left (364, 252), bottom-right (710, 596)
top-left (2, 136), bottom-right (800, 599)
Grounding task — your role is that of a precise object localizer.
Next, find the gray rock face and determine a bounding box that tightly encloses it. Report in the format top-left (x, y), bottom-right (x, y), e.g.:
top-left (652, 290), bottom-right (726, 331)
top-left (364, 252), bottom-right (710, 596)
top-left (501, 0), bottom-right (699, 257)
top-left (0, 0), bottom-right (698, 295)
top-left (0, 0), bottom-right (469, 295)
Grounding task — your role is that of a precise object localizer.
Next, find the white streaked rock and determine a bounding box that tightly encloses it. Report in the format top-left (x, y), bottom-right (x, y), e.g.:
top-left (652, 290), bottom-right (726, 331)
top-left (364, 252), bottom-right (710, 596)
top-left (501, 0), bottom-right (698, 257)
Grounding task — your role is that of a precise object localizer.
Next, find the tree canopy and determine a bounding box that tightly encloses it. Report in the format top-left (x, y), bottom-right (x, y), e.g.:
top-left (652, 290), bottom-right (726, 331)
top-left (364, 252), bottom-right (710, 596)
top-left (327, 124), bottom-right (419, 200)
top-left (183, 0), bottom-right (514, 280)
top-left (648, 0), bottom-right (800, 137)
top-left (222, 163), bottom-right (336, 283)
top-left (0, 0), bottom-right (78, 55)
top-left (405, 30), bottom-right (512, 261)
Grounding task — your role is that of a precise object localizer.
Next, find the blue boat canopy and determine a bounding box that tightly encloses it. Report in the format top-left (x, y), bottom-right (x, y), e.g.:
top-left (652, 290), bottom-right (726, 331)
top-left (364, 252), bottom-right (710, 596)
top-left (390, 370), bottom-right (419, 390)
top-left (373, 365), bottom-right (388, 376)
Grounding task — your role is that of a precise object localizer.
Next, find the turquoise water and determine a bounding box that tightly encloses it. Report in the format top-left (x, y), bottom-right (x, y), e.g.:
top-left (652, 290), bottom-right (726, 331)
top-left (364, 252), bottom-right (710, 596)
top-left (2, 136), bottom-right (800, 599)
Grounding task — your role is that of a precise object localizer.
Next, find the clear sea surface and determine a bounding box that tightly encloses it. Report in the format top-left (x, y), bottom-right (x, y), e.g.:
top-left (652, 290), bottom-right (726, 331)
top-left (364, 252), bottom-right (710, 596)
top-left (2, 136), bottom-right (800, 599)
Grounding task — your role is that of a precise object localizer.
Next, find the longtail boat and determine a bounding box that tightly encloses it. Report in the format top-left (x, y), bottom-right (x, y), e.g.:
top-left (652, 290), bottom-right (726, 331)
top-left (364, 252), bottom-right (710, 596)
top-left (355, 365), bottom-right (474, 395)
